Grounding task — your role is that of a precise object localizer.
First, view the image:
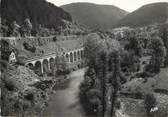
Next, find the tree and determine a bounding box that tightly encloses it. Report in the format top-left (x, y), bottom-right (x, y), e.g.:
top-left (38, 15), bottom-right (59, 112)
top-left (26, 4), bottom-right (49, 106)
top-left (144, 93), bottom-right (157, 116)
top-left (125, 35), bottom-right (143, 57)
top-left (79, 68), bottom-right (98, 115)
top-left (1, 19), bottom-right (10, 37)
top-left (98, 50), bottom-right (108, 117)
top-left (159, 24), bottom-right (168, 49)
top-left (84, 68), bottom-right (96, 88)
top-left (37, 24), bottom-right (50, 37)
top-left (82, 34), bottom-right (123, 116)
top-left (22, 18), bottom-right (32, 37)
top-left (109, 51), bottom-right (122, 117)
top-left (55, 56), bottom-right (69, 75)
top-left (150, 37), bottom-right (166, 73)
top-left (121, 50), bottom-right (140, 72)
top-left (86, 89), bottom-right (102, 115)
top-left (11, 21), bottom-right (20, 37)
top-left (1, 0), bottom-right (72, 30)
top-left (159, 24), bottom-right (168, 67)
top-left (84, 33), bottom-right (101, 71)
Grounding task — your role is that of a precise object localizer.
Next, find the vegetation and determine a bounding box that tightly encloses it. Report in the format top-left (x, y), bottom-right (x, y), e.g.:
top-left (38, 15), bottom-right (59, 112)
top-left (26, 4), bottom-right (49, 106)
top-left (125, 34), bottom-right (143, 57)
top-left (79, 68), bottom-right (100, 115)
top-left (61, 2), bottom-right (128, 29)
top-left (159, 24), bottom-right (168, 67)
top-left (80, 33), bottom-right (127, 116)
top-left (144, 93), bottom-right (157, 116)
top-left (1, 66), bottom-right (49, 116)
top-left (23, 42), bottom-right (36, 53)
top-left (116, 2), bottom-right (168, 27)
top-left (0, 40), bottom-right (16, 61)
top-left (109, 51), bottom-right (122, 117)
top-left (123, 33), bottom-right (142, 72)
top-left (79, 23), bottom-right (168, 116)
top-left (1, 1), bottom-right (168, 116)
top-left (149, 36), bottom-right (166, 73)
top-left (120, 50), bottom-right (140, 73)
top-left (1, 0), bottom-right (72, 31)
top-left (55, 56), bottom-right (70, 76)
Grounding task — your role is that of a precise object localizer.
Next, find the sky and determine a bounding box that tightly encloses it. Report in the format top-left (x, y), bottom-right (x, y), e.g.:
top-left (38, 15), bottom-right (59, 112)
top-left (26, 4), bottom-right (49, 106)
top-left (47, 0), bottom-right (168, 12)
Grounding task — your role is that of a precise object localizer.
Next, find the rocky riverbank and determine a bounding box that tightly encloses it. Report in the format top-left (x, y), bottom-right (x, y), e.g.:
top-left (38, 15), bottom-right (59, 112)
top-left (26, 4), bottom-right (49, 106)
top-left (1, 65), bottom-right (70, 116)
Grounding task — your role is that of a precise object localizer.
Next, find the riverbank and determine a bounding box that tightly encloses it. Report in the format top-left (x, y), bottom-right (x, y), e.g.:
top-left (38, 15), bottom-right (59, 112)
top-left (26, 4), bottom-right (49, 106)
top-left (1, 65), bottom-right (71, 116)
top-left (42, 69), bottom-right (86, 117)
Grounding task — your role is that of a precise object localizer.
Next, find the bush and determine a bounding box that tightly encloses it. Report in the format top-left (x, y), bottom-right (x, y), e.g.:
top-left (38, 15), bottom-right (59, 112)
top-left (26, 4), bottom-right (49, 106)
top-left (16, 57), bottom-right (27, 65)
top-left (4, 78), bottom-right (21, 91)
top-left (24, 90), bottom-right (35, 101)
top-left (23, 42), bottom-right (36, 53)
top-left (115, 99), bottom-right (121, 109)
top-left (5, 80), bottom-right (16, 91)
top-left (144, 93), bottom-right (157, 116)
top-left (0, 59), bottom-right (15, 73)
top-left (80, 89), bottom-right (101, 115)
top-left (134, 91), bottom-right (144, 99)
top-left (135, 71), bottom-right (154, 78)
top-left (14, 99), bottom-right (31, 113)
top-left (53, 36), bottom-right (58, 42)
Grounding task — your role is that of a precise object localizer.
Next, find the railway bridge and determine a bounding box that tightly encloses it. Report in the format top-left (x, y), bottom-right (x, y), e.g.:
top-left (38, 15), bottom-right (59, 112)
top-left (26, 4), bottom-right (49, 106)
top-left (3, 36), bottom-right (85, 75)
top-left (25, 47), bottom-right (84, 75)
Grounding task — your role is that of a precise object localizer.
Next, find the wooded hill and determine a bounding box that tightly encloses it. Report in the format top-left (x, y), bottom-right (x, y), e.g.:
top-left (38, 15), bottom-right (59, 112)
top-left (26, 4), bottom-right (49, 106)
top-left (61, 2), bottom-right (128, 29)
top-left (1, 0), bottom-right (72, 29)
top-left (115, 2), bottom-right (168, 27)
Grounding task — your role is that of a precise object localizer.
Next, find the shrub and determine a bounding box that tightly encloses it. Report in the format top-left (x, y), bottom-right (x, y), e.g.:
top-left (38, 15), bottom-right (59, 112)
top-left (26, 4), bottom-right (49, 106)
top-left (135, 71), bottom-right (154, 78)
top-left (135, 91), bottom-right (143, 99)
top-left (4, 78), bottom-right (20, 91)
top-left (0, 59), bottom-right (15, 73)
top-left (84, 89), bottom-right (101, 115)
top-left (115, 99), bottom-right (121, 109)
top-left (16, 57), bottom-right (27, 65)
top-left (79, 69), bottom-right (101, 115)
top-left (53, 36), bottom-right (58, 42)
top-left (23, 42), bottom-right (36, 53)
top-left (144, 93), bottom-right (157, 116)
top-left (24, 90), bottom-right (34, 101)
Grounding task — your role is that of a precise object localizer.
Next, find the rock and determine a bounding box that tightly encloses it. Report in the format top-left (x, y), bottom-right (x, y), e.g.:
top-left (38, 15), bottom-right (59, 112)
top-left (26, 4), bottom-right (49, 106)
top-left (1, 65), bottom-right (49, 116)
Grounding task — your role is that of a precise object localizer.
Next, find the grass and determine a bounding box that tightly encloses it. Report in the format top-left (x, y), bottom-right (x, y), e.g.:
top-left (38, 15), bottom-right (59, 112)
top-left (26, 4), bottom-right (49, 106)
top-left (120, 67), bottom-right (168, 117)
top-left (153, 68), bottom-right (168, 92)
top-left (121, 93), bottom-right (168, 117)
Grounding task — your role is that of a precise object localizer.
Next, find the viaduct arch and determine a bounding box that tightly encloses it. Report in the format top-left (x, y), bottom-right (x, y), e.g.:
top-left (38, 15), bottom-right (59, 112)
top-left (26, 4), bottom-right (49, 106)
top-left (26, 48), bottom-right (84, 75)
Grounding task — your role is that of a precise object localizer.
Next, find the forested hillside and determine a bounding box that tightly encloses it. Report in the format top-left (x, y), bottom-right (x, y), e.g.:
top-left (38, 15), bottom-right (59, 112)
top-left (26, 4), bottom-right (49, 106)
top-left (116, 2), bottom-right (168, 27)
top-left (1, 0), bottom-right (72, 29)
top-left (61, 2), bottom-right (128, 29)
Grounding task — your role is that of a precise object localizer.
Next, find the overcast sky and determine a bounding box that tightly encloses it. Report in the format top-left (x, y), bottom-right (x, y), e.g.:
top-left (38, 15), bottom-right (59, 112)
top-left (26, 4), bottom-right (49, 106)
top-left (47, 0), bottom-right (168, 12)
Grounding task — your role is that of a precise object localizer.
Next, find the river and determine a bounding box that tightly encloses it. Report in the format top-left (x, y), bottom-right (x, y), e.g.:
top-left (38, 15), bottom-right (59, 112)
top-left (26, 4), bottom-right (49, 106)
top-left (42, 69), bottom-right (87, 117)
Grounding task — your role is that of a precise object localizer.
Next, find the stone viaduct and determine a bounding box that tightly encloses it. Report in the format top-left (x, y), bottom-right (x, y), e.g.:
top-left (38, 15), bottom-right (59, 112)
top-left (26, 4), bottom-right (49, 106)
top-left (25, 47), bottom-right (84, 75)
top-left (3, 36), bottom-right (85, 75)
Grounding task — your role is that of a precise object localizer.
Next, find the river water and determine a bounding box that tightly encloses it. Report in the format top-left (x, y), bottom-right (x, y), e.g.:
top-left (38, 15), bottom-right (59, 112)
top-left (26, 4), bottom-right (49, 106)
top-left (43, 69), bottom-right (87, 117)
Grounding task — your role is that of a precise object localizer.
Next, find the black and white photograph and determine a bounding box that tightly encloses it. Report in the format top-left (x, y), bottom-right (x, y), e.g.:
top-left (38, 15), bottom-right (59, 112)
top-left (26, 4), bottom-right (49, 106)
top-left (0, 0), bottom-right (168, 117)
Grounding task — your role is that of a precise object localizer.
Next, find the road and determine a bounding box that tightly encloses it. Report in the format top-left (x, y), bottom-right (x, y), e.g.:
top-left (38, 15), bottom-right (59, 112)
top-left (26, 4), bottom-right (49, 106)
top-left (43, 69), bottom-right (87, 117)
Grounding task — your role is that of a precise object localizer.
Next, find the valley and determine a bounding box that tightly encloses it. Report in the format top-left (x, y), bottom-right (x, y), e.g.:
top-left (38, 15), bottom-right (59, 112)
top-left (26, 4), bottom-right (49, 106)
top-left (0, 0), bottom-right (168, 117)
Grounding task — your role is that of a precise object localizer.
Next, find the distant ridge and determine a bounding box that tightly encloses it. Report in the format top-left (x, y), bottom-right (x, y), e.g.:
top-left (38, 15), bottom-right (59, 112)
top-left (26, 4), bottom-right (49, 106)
top-left (61, 2), bottom-right (128, 29)
top-left (115, 2), bottom-right (168, 27)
